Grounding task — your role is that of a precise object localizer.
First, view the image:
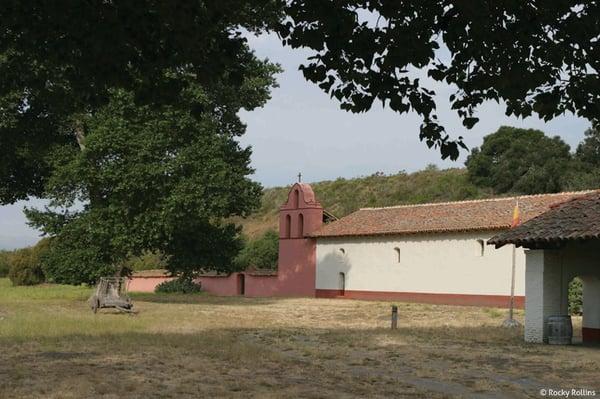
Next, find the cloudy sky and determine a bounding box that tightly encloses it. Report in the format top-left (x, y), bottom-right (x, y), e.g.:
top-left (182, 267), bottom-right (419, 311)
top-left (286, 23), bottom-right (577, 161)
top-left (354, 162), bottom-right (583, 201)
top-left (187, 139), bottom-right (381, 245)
top-left (0, 33), bottom-right (591, 249)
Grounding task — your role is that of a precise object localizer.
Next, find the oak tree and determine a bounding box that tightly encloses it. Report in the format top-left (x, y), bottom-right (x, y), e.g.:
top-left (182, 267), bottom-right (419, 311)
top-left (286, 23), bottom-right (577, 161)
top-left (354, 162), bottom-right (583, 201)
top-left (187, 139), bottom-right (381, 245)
top-left (0, 1), bottom-right (282, 204)
top-left (465, 126), bottom-right (572, 194)
top-left (1, 2), bottom-right (280, 283)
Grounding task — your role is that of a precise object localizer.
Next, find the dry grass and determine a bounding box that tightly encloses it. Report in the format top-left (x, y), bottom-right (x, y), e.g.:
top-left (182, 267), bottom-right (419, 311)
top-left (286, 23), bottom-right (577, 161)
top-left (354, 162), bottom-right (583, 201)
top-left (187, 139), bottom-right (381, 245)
top-left (0, 279), bottom-right (598, 398)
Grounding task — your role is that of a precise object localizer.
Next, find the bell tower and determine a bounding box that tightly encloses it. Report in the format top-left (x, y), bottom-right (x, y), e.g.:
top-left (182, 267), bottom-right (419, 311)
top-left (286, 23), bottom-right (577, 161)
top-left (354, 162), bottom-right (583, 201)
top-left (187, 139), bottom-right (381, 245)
top-left (276, 182), bottom-right (323, 296)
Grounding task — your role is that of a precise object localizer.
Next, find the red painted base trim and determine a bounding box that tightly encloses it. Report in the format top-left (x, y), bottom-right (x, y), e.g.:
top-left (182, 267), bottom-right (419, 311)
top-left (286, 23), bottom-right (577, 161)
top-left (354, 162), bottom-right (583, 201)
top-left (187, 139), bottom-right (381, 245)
top-left (316, 289), bottom-right (345, 298)
top-left (315, 289), bottom-right (525, 308)
top-left (582, 327), bottom-right (600, 343)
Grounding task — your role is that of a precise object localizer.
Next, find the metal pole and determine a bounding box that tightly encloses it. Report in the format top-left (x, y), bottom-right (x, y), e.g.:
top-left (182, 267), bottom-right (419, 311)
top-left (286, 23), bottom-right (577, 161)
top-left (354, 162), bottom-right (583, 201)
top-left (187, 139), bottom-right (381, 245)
top-left (503, 244), bottom-right (520, 327)
top-left (509, 244), bottom-right (516, 320)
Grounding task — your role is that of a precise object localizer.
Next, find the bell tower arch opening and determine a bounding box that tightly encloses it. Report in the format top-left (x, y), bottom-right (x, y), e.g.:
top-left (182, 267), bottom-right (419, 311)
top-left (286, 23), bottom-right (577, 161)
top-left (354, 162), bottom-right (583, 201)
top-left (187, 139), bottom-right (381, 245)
top-left (298, 213), bottom-right (304, 238)
top-left (285, 214), bottom-right (292, 238)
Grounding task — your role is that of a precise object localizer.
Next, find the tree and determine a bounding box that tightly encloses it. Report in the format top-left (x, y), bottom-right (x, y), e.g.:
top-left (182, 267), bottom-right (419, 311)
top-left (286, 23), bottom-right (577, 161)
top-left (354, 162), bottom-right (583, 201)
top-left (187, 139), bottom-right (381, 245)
top-left (26, 80), bottom-right (275, 284)
top-left (7, 238), bottom-right (50, 286)
top-left (562, 127), bottom-right (600, 191)
top-left (465, 126), bottom-right (572, 194)
top-left (0, 251), bottom-right (11, 278)
top-left (1, 3), bottom-right (281, 284)
top-left (4, 3), bottom-right (600, 173)
top-left (0, 1), bottom-right (282, 204)
top-left (235, 230), bottom-right (279, 270)
top-left (279, 2), bottom-right (600, 159)
top-left (122, 251), bottom-right (170, 273)
top-left (575, 128), bottom-right (600, 167)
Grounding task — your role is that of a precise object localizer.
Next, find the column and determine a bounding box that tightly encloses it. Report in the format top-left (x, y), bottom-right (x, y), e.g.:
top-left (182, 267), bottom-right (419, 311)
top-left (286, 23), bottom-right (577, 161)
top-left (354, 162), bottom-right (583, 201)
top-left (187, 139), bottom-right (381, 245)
top-left (524, 250), bottom-right (564, 343)
top-left (524, 250), bottom-right (545, 343)
top-left (582, 277), bottom-right (600, 343)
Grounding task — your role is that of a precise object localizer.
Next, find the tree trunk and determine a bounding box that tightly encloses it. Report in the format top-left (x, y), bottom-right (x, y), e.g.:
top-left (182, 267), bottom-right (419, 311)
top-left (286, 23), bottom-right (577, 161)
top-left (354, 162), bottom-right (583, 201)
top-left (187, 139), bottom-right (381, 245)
top-left (74, 121), bottom-right (86, 151)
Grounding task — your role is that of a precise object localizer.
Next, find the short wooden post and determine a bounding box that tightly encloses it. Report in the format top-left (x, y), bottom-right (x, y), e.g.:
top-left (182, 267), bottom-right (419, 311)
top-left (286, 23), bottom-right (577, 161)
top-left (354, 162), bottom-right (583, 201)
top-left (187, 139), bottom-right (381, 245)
top-left (391, 305), bottom-right (398, 329)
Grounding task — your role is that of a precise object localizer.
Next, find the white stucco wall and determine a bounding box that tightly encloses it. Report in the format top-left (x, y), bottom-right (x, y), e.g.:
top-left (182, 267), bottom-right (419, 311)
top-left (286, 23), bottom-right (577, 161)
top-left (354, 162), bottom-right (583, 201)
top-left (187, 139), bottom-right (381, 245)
top-left (524, 250), bottom-right (566, 343)
top-left (316, 230), bottom-right (525, 296)
top-left (582, 277), bottom-right (600, 330)
top-left (524, 250), bottom-right (546, 343)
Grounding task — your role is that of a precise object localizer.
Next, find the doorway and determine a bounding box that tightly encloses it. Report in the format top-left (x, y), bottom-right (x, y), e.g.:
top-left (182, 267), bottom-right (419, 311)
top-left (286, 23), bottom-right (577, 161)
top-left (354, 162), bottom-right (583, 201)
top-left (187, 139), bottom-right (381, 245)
top-left (569, 277), bottom-right (582, 343)
top-left (238, 273), bottom-right (245, 296)
top-left (339, 272), bottom-right (345, 296)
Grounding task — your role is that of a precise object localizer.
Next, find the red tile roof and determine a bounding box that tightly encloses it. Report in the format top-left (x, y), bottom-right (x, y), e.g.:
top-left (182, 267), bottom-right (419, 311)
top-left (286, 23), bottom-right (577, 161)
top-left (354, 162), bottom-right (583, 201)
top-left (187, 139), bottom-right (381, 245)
top-left (488, 191), bottom-right (600, 248)
top-left (310, 191), bottom-right (596, 238)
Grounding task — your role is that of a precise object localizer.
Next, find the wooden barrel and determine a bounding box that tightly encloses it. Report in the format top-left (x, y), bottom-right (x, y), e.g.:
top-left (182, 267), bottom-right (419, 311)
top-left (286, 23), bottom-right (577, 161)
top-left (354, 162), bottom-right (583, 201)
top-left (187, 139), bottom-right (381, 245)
top-left (547, 315), bottom-right (573, 345)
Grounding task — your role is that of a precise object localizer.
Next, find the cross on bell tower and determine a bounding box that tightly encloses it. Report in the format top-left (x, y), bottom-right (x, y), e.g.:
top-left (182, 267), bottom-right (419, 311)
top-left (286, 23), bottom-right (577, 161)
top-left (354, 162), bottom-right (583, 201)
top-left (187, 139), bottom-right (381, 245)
top-left (297, 172), bottom-right (302, 183)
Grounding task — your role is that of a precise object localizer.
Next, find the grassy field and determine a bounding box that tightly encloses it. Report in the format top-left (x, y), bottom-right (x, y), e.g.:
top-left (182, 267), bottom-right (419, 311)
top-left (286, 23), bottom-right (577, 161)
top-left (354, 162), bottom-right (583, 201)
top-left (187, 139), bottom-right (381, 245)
top-left (0, 278), bottom-right (598, 398)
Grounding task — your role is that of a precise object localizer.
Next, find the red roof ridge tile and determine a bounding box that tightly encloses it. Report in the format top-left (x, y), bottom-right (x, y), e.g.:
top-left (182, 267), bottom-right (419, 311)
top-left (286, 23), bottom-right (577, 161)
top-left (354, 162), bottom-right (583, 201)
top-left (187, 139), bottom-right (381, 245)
top-left (359, 189), bottom-right (598, 211)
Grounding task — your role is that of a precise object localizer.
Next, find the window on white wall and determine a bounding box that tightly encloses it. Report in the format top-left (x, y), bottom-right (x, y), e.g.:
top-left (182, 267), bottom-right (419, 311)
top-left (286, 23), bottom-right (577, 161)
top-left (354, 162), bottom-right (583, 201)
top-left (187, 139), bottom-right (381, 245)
top-left (394, 247), bottom-right (401, 263)
top-left (339, 248), bottom-right (345, 255)
top-left (477, 239), bottom-right (485, 257)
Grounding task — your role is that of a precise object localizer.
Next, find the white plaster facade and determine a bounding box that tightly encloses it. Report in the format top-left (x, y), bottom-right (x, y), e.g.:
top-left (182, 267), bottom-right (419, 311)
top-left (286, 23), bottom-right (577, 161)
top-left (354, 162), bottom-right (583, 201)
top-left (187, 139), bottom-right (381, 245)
top-left (316, 230), bottom-right (525, 298)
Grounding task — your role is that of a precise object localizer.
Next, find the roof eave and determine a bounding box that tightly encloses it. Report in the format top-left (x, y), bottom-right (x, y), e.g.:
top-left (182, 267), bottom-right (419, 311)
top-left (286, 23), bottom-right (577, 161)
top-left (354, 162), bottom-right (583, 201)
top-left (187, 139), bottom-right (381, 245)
top-left (310, 225), bottom-right (510, 239)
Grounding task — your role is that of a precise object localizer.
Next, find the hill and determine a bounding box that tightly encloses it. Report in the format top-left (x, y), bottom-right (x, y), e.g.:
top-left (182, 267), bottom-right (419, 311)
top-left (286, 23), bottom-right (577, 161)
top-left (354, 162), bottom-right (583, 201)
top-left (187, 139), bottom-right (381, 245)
top-left (240, 166), bottom-right (494, 238)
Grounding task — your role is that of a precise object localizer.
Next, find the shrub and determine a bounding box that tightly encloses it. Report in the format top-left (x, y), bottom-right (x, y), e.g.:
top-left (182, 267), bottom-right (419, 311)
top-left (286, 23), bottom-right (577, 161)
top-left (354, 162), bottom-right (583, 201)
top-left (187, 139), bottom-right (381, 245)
top-left (155, 277), bottom-right (202, 294)
top-left (8, 247), bottom-right (45, 286)
top-left (235, 230), bottom-right (278, 270)
top-left (569, 277), bottom-right (583, 315)
top-left (0, 251), bottom-right (11, 277)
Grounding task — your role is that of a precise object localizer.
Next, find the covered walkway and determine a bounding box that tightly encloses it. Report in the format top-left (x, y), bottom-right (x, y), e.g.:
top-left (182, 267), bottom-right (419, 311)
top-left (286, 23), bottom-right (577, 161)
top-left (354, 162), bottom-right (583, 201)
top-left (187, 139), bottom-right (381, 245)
top-left (489, 191), bottom-right (600, 343)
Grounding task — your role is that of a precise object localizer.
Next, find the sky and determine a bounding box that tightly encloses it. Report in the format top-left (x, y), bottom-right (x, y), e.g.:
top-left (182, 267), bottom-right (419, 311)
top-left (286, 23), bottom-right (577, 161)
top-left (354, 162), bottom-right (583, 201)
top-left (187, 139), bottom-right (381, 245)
top-left (0, 32), bottom-right (591, 250)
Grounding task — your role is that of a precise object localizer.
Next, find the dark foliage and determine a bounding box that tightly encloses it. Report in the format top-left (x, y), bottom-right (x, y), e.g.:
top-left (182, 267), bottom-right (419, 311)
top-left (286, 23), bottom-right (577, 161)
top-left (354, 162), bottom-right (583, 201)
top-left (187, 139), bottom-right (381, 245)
top-left (280, 2), bottom-right (600, 159)
top-left (0, 1), bottom-right (283, 204)
top-left (4, 2), bottom-right (600, 205)
top-left (575, 128), bottom-right (600, 167)
top-left (465, 126), bottom-right (572, 194)
top-left (155, 277), bottom-right (202, 294)
top-left (236, 230), bottom-right (279, 270)
top-left (26, 86), bottom-right (271, 285)
top-left (39, 218), bottom-right (118, 285)
top-left (562, 128), bottom-right (600, 191)
top-left (123, 251), bottom-right (170, 272)
top-left (7, 239), bottom-right (50, 286)
top-left (2, 2), bottom-right (280, 285)
top-left (0, 251), bottom-right (11, 277)
top-left (569, 277), bottom-right (583, 316)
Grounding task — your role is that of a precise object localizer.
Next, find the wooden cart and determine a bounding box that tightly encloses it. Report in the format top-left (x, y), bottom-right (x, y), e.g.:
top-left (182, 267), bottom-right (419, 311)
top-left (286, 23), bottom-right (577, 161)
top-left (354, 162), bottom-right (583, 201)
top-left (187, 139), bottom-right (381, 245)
top-left (89, 277), bottom-right (134, 313)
